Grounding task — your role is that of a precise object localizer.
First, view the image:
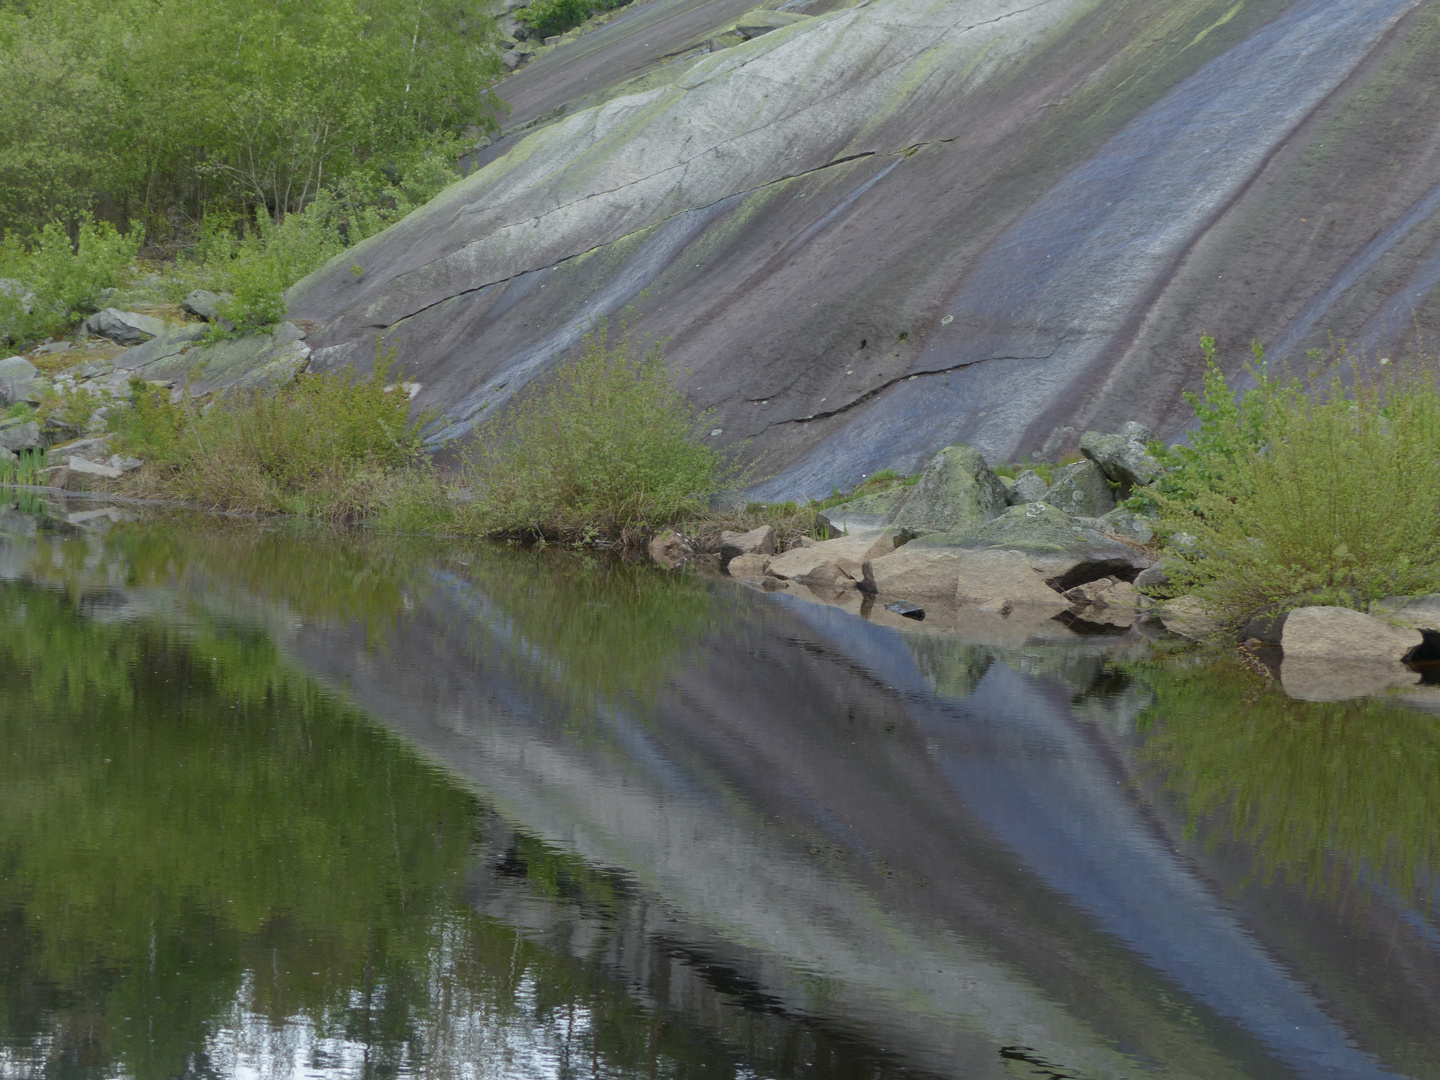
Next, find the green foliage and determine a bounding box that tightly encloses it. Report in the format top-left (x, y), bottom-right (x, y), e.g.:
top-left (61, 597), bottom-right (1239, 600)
top-left (0, 0), bottom-right (502, 235)
top-left (115, 347), bottom-right (433, 519)
top-left (1133, 658), bottom-right (1440, 905)
top-left (0, 217), bottom-right (142, 347)
top-left (0, 447), bottom-right (43, 486)
top-left (1153, 341), bottom-right (1440, 623)
top-left (461, 326), bottom-right (732, 543)
top-left (517, 0), bottom-right (627, 39)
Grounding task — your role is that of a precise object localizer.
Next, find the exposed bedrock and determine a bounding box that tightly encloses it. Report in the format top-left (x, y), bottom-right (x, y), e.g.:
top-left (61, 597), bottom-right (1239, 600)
top-left (288, 0), bottom-right (1440, 499)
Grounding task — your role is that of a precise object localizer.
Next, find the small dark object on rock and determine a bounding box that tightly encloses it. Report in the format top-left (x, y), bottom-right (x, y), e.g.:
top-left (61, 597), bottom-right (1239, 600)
top-left (885, 600), bottom-right (925, 620)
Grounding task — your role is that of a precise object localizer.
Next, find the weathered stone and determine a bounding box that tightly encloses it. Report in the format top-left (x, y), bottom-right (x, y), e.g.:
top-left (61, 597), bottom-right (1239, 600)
top-left (954, 549), bottom-right (1072, 613)
top-left (861, 544), bottom-right (970, 599)
top-left (83, 308), bottom-right (168, 346)
top-left (1067, 578), bottom-right (1143, 627)
top-left (734, 9), bottom-right (810, 39)
top-left (1159, 595), bottom-right (1221, 640)
top-left (107, 454), bottom-right (144, 473)
top-left (767, 530), bottom-right (902, 585)
top-left (136, 323), bottom-right (311, 397)
top-left (0, 421), bottom-right (41, 453)
top-left (1371, 594), bottom-right (1440, 632)
top-left (111, 324), bottom-right (207, 375)
top-left (891, 445), bottom-right (1007, 535)
top-left (719, 524), bottom-right (775, 566)
top-left (916, 502), bottom-right (1148, 589)
top-left (647, 529), bottom-right (691, 568)
top-left (1119, 421), bottom-right (1153, 443)
top-left (726, 552), bottom-right (770, 579)
top-left (884, 600), bottom-right (925, 620)
top-left (66, 456), bottom-right (123, 480)
top-left (182, 289), bottom-right (234, 326)
top-left (1043, 458), bottom-right (1115, 517)
top-left (1008, 469), bottom-right (1049, 505)
top-left (0, 278), bottom-right (35, 314)
top-left (1134, 559), bottom-right (1175, 599)
top-left (1097, 506), bottom-right (1155, 545)
top-left (1079, 430), bottom-right (1162, 489)
top-left (0, 356), bottom-right (39, 404)
top-left (1281, 606), bottom-right (1422, 662)
top-left (47, 435), bottom-right (113, 465)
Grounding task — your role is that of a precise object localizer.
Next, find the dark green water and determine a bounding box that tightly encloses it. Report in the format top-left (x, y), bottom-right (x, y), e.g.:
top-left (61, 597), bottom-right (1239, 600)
top-left (1, 497), bottom-right (1437, 1080)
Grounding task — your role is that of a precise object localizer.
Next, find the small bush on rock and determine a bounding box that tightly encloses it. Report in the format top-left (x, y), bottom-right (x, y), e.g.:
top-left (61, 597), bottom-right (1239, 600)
top-left (116, 349), bottom-right (430, 520)
top-left (1156, 343), bottom-right (1440, 624)
top-left (0, 218), bottom-right (142, 348)
top-left (459, 326), bottom-right (730, 544)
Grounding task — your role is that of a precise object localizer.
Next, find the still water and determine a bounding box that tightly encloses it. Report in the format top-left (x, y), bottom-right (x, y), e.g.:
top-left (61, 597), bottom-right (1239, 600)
top-left (1, 497), bottom-right (1437, 1080)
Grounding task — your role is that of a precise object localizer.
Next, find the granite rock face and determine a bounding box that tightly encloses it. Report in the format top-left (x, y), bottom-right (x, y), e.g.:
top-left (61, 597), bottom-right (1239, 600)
top-left (890, 445), bottom-right (1007, 536)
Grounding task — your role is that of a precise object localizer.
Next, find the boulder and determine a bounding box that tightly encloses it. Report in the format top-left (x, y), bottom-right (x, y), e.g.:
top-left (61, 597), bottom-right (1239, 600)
top-left (1370, 594), bottom-right (1440, 632)
top-left (719, 524), bottom-right (775, 567)
top-left (1008, 469), bottom-right (1049, 505)
top-left (733, 9), bottom-right (809, 39)
top-left (891, 444), bottom-right (1007, 535)
top-left (0, 356), bottom-right (39, 404)
top-left (766, 529), bottom-right (904, 587)
top-left (1158, 595), bottom-right (1221, 640)
top-left (920, 502), bottom-right (1149, 589)
top-left (1133, 559), bottom-right (1175, 598)
top-left (1281, 606), bottom-right (1423, 662)
top-left (647, 529), bottom-right (691, 568)
top-left (1065, 578), bottom-right (1143, 627)
top-left (953, 549), bottom-right (1072, 614)
top-left (1043, 458), bottom-right (1115, 517)
top-left (182, 289), bottom-right (234, 327)
top-left (0, 278), bottom-right (35, 314)
top-left (861, 544), bottom-right (971, 599)
top-left (1080, 429), bottom-right (1162, 490)
top-left (726, 552), bottom-right (770, 579)
top-left (1097, 506), bottom-right (1155, 545)
top-left (47, 435), bottom-right (113, 465)
top-left (1119, 421), bottom-right (1154, 442)
top-left (83, 308), bottom-right (168, 346)
top-left (0, 421), bottom-right (42, 453)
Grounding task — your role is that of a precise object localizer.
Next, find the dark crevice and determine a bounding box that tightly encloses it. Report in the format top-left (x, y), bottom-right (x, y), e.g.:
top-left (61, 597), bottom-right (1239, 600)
top-left (787, 353), bottom-right (1054, 424)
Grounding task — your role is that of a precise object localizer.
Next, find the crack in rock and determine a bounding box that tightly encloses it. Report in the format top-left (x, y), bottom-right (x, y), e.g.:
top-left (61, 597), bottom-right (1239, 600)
top-left (787, 353), bottom-right (1054, 424)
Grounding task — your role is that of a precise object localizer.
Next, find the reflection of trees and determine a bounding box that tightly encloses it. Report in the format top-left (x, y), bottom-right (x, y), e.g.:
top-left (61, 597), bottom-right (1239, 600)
top-left (0, 583), bottom-right (744, 1080)
top-left (1133, 662), bottom-right (1440, 905)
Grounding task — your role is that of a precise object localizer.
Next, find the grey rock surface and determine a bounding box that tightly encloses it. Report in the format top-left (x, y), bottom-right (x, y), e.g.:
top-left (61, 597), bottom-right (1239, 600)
top-left (891, 445), bottom-right (1007, 535)
top-left (1281, 606), bottom-right (1423, 662)
top-left (1043, 459), bottom-right (1115, 518)
top-left (0, 421), bottom-right (42, 453)
top-left (1133, 559), bottom-right (1175, 598)
top-left (285, 0), bottom-right (1437, 499)
top-left (83, 308), bottom-right (168, 346)
top-left (0, 356), bottom-right (39, 404)
top-left (1008, 470), bottom-right (1049, 505)
top-left (182, 290), bottom-right (233, 324)
top-left (1079, 431), bottom-right (1162, 490)
top-left (734, 8), bottom-right (808, 38)
top-left (719, 524), bottom-right (775, 566)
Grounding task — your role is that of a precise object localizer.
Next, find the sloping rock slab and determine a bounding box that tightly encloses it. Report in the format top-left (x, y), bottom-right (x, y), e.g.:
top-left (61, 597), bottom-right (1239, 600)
top-left (131, 323), bottom-right (311, 397)
top-left (1281, 606), bottom-right (1422, 662)
top-left (912, 503), bottom-right (1149, 590)
top-left (767, 530), bottom-right (902, 586)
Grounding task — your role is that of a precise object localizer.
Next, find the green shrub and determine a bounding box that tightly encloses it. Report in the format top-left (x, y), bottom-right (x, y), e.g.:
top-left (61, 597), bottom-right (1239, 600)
top-left (1155, 344), bottom-right (1440, 624)
top-left (517, 0), bottom-right (629, 39)
top-left (0, 448), bottom-right (45, 487)
top-left (460, 326), bottom-right (731, 543)
top-left (0, 218), bottom-right (142, 348)
top-left (115, 347), bottom-right (432, 520)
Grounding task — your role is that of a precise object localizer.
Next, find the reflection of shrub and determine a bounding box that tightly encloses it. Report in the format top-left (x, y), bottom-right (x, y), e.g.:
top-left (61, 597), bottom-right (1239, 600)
top-left (461, 326), bottom-right (730, 543)
top-left (1156, 340), bottom-right (1440, 624)
top-left (1134, 659), bottom-right (1440, 904)
top-left (116, 348), bottom-right (431, 520)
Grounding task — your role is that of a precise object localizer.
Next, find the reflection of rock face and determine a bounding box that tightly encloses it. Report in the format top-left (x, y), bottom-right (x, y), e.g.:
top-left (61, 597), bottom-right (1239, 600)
top-left (285, 569), bottom-right (1422, 1080)
top-left (292, 0), bottom-right (1438, 497)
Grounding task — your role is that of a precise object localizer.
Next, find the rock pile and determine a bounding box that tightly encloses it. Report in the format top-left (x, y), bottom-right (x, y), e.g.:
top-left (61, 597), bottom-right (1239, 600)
top-left (722, 425), bottom-right (1163, 629)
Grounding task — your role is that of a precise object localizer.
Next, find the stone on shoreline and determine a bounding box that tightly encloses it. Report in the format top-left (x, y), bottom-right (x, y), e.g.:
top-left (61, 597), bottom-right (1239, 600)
top-left (954, 549), bottom-right (1072, 614)
top-left (83, 308), bottom-right (168, 346)
top-left (1281, 606), bottom-right (1423, 662)
top-left (1080, 428), bottom-right (1161, 490)
top-left (1043, 459), bottom-right (1115, 518)
top-left (766, 529), bottom-right (904, 588)
top-left (1158, 595), bottom-right (1220, 640)
top-left (726, 552), bottom-right (770, 580)
top-left (647, 529), bottom-right (691, 569)
top-left (719, 524), bottom-right (775, 567)
top-left (891, 444), bottom-right (1007, 535)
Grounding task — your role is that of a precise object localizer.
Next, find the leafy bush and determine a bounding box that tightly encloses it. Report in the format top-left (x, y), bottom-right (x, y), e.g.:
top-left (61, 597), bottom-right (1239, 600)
top-left (0, 218), bottom-right (142, 347)
top-left (1155, 343), bottom-right (1440, 624)
top-left (116, 348), bottom-right (432, 520)
top-left (460, 326), bottom-right (731, 543)
top-left (517, 0), bottom-right (627, 39)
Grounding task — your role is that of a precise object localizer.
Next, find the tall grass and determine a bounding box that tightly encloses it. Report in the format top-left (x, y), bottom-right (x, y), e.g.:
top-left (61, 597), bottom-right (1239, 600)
top-left (115, 349), bottom-right (434, 521)
top-left (458, 325), bottom-right (733, 544)
top-left (1156, 341), bottom-right (1440, 623)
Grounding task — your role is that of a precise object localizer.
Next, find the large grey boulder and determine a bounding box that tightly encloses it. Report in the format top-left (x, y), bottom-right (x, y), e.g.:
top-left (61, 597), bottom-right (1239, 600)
top-left (83, 308), bottom-right (169, 346)
top-left (1370, 594), bottom-right (1440, 632)
top-left (891, 445), bottom-right (1007, 535)
top-left (182, 290), bottom-right (235, 328)
top-left (1281, 606), bottom-right (1422, 662)
top-left (1043, 459), bottom-right (1115, 518)
top-left (916, 502), bottom-right (1149, 589)
top-left (124, 322), bottom-right (310, 397)
top-left (0, 421), bottom-right (42, 453)
top-left (1079, 429), bottom-right (1162, 490)
top-left (1008, 470), bottom-right (1049, 505)
top-left (766, 530), bottom-right (903, 588)
top-left (0, 356), bottom-right (40, 405)
top-left (719, 524), bottom-right (775, 567)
